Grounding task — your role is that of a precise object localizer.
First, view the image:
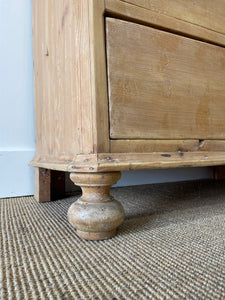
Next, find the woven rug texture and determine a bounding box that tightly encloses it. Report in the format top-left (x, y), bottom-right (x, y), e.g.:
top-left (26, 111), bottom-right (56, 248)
top-left (1, 180), bottom-right (225, 299)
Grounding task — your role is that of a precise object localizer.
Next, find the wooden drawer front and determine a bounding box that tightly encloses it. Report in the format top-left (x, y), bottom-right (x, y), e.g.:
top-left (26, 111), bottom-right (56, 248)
top-left (120, 0), bottom-right (225, 36)
top-left (106, 18), bottom-right (225, 140)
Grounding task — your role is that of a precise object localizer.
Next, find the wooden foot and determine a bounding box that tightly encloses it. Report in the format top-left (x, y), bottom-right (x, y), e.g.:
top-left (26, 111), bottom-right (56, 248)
top-left (68, 172), bottom-right (125, 241)
top-left (34, 167), bottom-right (65, 202)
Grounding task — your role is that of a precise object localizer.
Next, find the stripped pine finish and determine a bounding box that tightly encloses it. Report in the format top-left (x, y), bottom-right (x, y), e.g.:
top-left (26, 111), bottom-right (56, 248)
top-left (120, 0), bottom-right (225, 36)
top-left (106, 18), bottom-right (225, 139)
top-left (105, 0), bottom-right (225, 47)
top-left (31, 0), bottom-right (225, 240)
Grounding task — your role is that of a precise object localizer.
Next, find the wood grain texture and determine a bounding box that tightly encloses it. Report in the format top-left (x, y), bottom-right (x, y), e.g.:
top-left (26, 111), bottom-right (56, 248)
top-left (32, 1), bottom-right (225, 175)
top-left (110, 140), bottom-right (200, 153)
top-left (34, 167), bottom-right (51, 202)
top-left (34, 167), bottom-right (65, 202)
top-left (68, 172), bottom-right (124, 240)
top-left (32, 0), bottom-right (109, 162)
top-left (111, 140), bottom-right (225, 153)
top-left (31, 151), bottom-right (225, 173)
top-left (66, 152), bottom-right (225, 172)
top-left (88, 0), bottom-right (110, 153)
top-left (105, 0), bottom-right (225, 47)
top-left (106, 18), bottom-right (225, 139)
top-left (198, 140), bottom-right (225, 152)
top-left (121, 0), bottom-right (225, 36)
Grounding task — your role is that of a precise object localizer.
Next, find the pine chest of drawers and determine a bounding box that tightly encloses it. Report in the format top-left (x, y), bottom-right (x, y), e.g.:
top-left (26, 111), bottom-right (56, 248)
top-left (31, 0), bottom-right (225, 240)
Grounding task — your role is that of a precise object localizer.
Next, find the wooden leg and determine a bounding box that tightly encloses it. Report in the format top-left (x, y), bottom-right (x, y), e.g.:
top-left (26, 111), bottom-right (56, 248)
top-left (34, 167), bottom-right (65, 202)
top-left (211, 166), bottom-right (225, 180)
top-left (68, 172), bottom-right (125, 241)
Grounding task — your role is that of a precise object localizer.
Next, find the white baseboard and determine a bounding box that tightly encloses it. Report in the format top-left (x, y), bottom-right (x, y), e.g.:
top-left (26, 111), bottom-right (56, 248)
top-left (0, 150), bottom-right (35, 198)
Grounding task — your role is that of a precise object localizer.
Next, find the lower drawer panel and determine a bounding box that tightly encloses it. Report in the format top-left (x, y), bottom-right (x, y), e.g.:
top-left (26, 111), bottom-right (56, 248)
top-left (106, 18), bottom-right (225, 139)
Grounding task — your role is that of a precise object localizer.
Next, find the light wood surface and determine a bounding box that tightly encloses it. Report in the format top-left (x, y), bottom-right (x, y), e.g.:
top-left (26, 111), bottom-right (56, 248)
top-left (198, 141), bottom-right (225, 152)
top-left (32, 0), bottom-right (109, 159)
top-left (68, 172), bottom-right (124, 240)
top-left (111, 140), bottom-right (225, 153)
top-left (32, 0), bottom-right (225, 221)
top-left (120, 0), bottom-right (225, 36)
top-left (111, 140), bottom-right (200, 153)
top-left (33, 0), bottom-right (93, 156)
top-left (106, 18), bottom-right (225, 139)
top-left (34, 167), bottom-right (51, 202)
top-left (88, 0), bottom-right (110, 152)
top-left (105, 0), bottom-right (225, 47)
top-left (67, 152), bottom-right (225, 173)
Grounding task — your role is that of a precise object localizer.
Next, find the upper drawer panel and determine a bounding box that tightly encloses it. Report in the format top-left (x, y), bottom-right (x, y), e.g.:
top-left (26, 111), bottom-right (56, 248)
top-left (106, 18), bottom-right (225, 140)
top-left (120, 0), bottom-right (225, 36)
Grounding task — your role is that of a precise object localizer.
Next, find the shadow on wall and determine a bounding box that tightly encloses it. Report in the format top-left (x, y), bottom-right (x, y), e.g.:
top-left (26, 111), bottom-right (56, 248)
top-left (65, 167), bottom-right (211, 191)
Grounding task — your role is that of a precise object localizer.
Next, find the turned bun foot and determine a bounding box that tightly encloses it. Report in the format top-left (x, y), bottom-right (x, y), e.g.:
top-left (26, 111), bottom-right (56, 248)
top-left (68, 172), bottom-right (125, 241)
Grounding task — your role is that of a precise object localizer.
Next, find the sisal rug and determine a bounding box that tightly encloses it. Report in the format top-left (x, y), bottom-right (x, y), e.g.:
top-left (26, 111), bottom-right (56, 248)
top-left (1, 180), bottom-right (225, 299)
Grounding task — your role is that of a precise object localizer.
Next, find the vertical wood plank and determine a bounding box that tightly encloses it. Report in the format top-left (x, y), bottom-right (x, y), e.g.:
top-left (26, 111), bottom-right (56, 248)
top-left (32, 0), bottom-right (95, 158)
top-left (34, 167), bottom-right (65, 202)
top-left (88, 0), bottom-right (110, 153)
top-left (34, 167), bottom-right (51, 202)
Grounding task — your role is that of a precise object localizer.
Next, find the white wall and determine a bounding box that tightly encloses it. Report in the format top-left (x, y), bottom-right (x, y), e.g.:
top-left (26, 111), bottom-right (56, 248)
top-left (0, 0), bottom-right (211, 198)
top-left (0, 0), bottom-right (35, 198)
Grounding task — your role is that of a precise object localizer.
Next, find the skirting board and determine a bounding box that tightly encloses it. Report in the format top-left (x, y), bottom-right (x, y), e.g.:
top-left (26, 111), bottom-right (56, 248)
top-left (0, 150), bottom-right (35, 198)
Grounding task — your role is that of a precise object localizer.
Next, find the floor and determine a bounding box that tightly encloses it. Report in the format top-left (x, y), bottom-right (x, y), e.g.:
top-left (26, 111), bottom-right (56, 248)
top-left (1, 179), bottom-right (225, 299)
